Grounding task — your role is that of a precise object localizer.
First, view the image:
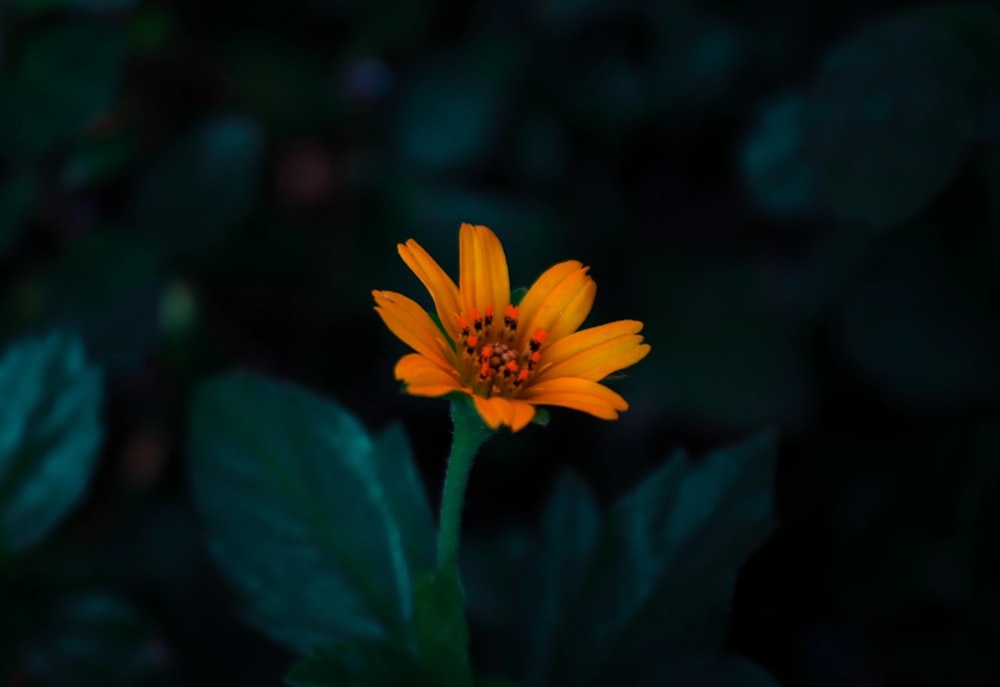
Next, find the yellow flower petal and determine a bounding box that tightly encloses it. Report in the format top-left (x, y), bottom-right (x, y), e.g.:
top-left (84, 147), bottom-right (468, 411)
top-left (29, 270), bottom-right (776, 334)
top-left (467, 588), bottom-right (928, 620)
top-left (471, 395), bottom-right (537, 432)
top-left (459, 223), bottom-right (510, 320)
top-left (394, 353), bottom-right (467, 397)
top-left (548, 277), bottom-right (596, 341)
top-left (398, 239), bottom-right (463, 340)
top-left (534, 321), bottom-right (650, 383)
top-left (518, 261), bottom-right (595, 345)
top-left (472, 395), bottom-right (506, 429)
top-left (506, 399), bottom-right (536, 432)
top-left (372, 290), bottom-right (455, 370)
top-left (522, 377), bottom-right (628, 420)
top-left (540, 320), bottom-right (644, 363)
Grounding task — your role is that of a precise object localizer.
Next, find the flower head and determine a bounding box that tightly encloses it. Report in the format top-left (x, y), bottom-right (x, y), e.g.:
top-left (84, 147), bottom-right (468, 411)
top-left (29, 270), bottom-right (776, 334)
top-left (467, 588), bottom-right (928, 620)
top-left (373, 223), bottom-right (650, 432)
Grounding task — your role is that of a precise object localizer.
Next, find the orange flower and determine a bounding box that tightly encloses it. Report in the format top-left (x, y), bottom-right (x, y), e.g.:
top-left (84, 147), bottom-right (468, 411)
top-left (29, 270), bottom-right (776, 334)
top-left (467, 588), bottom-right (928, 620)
top-left (373, 224), bottom-right (650, 432)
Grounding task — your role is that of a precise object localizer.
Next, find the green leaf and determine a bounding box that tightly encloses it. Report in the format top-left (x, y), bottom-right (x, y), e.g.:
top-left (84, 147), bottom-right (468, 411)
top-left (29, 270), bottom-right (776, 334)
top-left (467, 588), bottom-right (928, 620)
top-left (189, 372), bottom-right (435, 653)
top-left (133, 115), bottom-right (265, 259)
top-left (0, 331), bottom-right (103, 556)
top-left (285, 642), bottom-right (427, 687)
top-left (549, 433), bottom-right (777, 686)
top-left (0, 22), bottom-right (125, 163)
top-left (509, 287), bottom-right (527, 306)
top-left (412, 571), bottom-right (472, 687)
top-left (18, 590), bottom-right (170, 687)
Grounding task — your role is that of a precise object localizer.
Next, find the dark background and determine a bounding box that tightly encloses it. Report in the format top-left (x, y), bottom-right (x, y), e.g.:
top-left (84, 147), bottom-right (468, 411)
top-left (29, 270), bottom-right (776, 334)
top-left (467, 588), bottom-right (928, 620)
top-left (1, 0), bottom-right (999, 685)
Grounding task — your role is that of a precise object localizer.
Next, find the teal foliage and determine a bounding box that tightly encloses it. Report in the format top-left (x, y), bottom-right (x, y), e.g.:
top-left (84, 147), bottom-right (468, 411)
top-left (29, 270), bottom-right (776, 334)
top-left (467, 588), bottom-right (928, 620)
top-left (743, 3), bottom-right (1000, 228)
top-left (0, 173), bottom-right (38, 257)
top-left (14, 0), bottom-right (139, 11)
top-left (834, 225), bottom-right (1000, 409)
top-left (0, 22), bottom-right (125, 163)
top-left (632, 654), bottom-right (780, 687)
top-left (16, 590), bottom-right (170, 687)
top-left (285, 641), bottom-right (428, 687)
top-left (189, 372), bottom-right (435, 653)
top-left (521, 472), bottom-right (599, 683)
top-left (133, 115), bottom-right (266, 259)
top-left (640, 257), bottom-right (810, 429)
top-left (1, 0), bottom-right (999, 684)
top-left (556, 433), bottom-right (776, 686)
top-left (395, 55), bottom-right (507, 173)
top-left (0, 331), bottom-right (102, 557)
top-left (26, 233), bottom-right (166, 375)
top-left (466, 433), bottom-right (777, 687)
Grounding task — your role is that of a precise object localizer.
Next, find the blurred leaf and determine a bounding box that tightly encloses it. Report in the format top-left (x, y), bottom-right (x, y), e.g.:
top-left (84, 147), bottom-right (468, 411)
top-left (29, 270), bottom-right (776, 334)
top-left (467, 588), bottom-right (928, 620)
top-left (103, 500), bottom-right (204, 597)
top-left (395, 181), bottom-right (560, 252)
top-left (0, 22), bottom-right (125, 163)
top-left (395, 56), bottom-right (505, 172)
top-left (745, 3), bottom-right (1000, 227)
top-left (15, 0), bottom-right (139, 12)
top-left (559, 52), bottom-right (647, 132)
top-left (742, 94), bottom-right (816, 217)
top-left (521, 473), bottom-right (599, 686)
top-left (643, 258), bottom-right (810, 429)
top-left (531, 0), bottom-right (622, 34)
top-left (189, 372), bottom-right (435, 653)
top-left (550, 433), bottom-right (777, 686)
top-left (835, 227), bottom-right (1000, 410)
top-left (901, 3), bottom-right (1000, 97)
top-left (460, 531), bottom-right (533, 678)
top-left (0, 173), bottom-right (38, 256)
top-left (31, 232), bottom-right (165, 375)
top-left (984, 145), bottom-right (1000, 231)
top-left (60, 134), bottom-right (135, 190)
top-left (513, 114), bottom-right (569, 186)
top-left (0, 331), bottom-right (102, 557)
top-left (650, 9), bottom-right (745, 112)
top-left (412, 571), bottom-right (472, 687)
top-left (133, 115), bottom-right (265, 259)
top-left (631, 653), bottom-right (781, 687)
top-left (125, 6), bottom-right (173, 55)
top-left (476, 678), bottom-right (521, 687)
top-left (301, 0), bottom-right (432, 55)
top-left (285, 641), bottom-right (427, 687)
top-left (18, 590), bottom-right (170, 687)
top-left (808, 11), bottom-right (979, 227)
top-left (225, 35), bottom-right (341, 133)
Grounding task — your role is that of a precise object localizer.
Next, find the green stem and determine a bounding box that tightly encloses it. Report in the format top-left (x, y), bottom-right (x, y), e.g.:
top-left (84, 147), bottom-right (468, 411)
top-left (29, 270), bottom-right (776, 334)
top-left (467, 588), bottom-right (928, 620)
top-left (437, 399), bottom-right (494, 577)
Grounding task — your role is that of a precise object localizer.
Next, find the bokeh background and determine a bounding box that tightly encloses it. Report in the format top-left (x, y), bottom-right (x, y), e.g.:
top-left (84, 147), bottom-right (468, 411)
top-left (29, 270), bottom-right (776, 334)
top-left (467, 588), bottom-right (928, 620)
top-left (2, 0), bottom-right (999, 684)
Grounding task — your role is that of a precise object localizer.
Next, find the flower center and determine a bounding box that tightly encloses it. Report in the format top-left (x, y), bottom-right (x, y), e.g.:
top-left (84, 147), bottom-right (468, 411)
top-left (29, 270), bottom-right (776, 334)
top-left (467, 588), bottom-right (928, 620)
top-left (457, 304), bottom-right (548, 397)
